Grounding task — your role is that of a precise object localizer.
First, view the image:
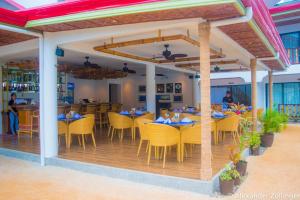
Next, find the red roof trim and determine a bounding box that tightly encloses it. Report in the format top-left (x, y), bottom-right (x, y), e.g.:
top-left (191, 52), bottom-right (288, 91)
top-left (269, 2), bottom-right (300, 14)
top-left (0, 0), bottom-right (290, 67)
top-left (0, 8), bottom-right (27, 26)
top-left (17, 0), bottom-right (165, 21)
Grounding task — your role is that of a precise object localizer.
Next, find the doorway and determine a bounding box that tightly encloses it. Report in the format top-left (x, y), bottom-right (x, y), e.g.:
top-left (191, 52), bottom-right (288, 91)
top-left (109, 84), bottom-right (121, 103)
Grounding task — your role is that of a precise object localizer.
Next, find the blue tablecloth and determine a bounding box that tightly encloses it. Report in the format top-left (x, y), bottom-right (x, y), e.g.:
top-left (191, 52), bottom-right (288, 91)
top-left (154, 121), bottom-right (195, 127)
top-left (121, 113), bottom-right (144, 117)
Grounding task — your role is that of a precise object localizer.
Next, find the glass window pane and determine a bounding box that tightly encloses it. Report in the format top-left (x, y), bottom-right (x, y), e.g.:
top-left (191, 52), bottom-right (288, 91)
top-left (283, 83), bottom-right (300, 104)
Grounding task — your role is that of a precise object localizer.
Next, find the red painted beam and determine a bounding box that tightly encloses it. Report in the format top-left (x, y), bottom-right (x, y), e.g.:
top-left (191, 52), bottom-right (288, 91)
top-left (269, 2), bottom-right (300, 14)
top-left (17, 0), bottom-right (166, 21)
top-left (0, 8), bottom-right (27, 26)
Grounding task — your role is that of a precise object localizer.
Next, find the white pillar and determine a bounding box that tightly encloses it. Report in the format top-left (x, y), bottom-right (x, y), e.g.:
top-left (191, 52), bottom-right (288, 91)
top-left (40, 33), bottom-right (58, 158)
top-left (0, 64), bottom-right (3, 134)
top-left (146, 63), bottom-right (156, 114)
top-left (193, 77), bottom-right (200, 108)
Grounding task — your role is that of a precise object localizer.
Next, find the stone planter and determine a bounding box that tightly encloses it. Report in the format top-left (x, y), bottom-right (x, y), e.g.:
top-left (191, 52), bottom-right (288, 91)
top-left (261, 133), bottom-right (274, 147)
top-left (250, 146), bottom-right (260, 156)
top-left (219, 178), bottom-right (234, 195)
top-left (236, 160), bottom-right (247, 176)
top-left (234, 177), bottom-right (241, 185)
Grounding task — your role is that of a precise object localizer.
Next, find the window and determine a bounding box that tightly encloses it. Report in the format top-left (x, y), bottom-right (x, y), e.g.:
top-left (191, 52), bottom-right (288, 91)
top-left (211, 85), bottom-right (252, 105)
top-left (266, 82), bottom-right (300, 109)
top-left (280, 32), bottom-right (300, 64)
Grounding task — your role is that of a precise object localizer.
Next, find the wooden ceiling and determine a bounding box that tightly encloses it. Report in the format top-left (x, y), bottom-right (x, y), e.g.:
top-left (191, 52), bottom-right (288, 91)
top-left (220, 23), bottom-right (274, 59)
top-left (31, 4), bottom-right (241, 32)
top-left (0, 29), bottom-right (36, 46)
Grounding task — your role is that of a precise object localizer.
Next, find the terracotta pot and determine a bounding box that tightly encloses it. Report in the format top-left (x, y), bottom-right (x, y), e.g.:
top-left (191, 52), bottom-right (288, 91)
top-left (251, 146), bottom-right (260, 156)
top-left (219, 178), bottom-right (234, 195)
top-left (261, 133), bottom-right (274, 147)
top-left (234, 177), bottom-right (241, 185)
top-left (236, 161), bottom-right (247, 176)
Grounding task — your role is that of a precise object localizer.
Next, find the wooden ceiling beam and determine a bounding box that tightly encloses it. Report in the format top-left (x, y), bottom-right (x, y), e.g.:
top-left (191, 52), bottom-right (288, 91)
top-left (175, 59), bottom-right (239, 68)
top-left (94, 34), bottom-right (223, 56)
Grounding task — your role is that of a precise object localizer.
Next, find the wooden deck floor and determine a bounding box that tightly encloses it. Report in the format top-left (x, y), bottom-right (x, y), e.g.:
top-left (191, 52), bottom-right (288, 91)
top-left (0, 128), bottom-right (235, 179)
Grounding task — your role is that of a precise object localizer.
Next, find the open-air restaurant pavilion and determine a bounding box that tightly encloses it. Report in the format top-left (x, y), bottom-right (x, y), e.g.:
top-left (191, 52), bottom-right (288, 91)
top-left (0, 0), bottom-right (291, 194)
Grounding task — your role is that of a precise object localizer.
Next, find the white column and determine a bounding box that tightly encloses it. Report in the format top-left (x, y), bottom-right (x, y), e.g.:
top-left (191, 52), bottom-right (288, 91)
top-left (193, 77), bottom-right (200, 108)
top-left (40, 33), bottom-right (58, 158)
top-left (0, 64), bottom-right (2, 134)
top-left (146, 63), bottom-right (156, 114)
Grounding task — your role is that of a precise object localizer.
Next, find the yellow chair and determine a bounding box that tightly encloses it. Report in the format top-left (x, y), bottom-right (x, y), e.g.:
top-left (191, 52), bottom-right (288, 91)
top-left (257, 108), bottom-right (264, 120)
top-left (109, 112), bottom-right (134, 142)
top-left (180, 123), bottom-right (201, 161)
top-left (242, 108), bottom-right (264, 121)
top-left (58, 121), bottom-right (68, 147)
top-left (68, 117), bottom-right (96, 149)
top-left (136, 118), bottom-right (153, 157)
top-left (133, 113), bottom-right (154, 141)
top-left (144, 123), bottom-right (180, 168)
top-left (83, 114), bottom-right (97, 133)
top-left (216, 114), bottom-right (241, 144)
top-left (107, 112), bottom-right (114, 137)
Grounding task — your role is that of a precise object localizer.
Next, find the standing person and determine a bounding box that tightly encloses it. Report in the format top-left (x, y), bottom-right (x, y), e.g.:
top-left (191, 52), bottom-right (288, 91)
top-left (8, 93), bottom-right (19, 135)
top-left (222, 91), bottom-right (234, 108)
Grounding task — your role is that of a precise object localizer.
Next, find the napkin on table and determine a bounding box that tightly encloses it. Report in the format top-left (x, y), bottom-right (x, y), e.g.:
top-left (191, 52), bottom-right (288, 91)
top-left (181, 117), bottom-right (192, 123)
top-left (163, 118), bottom-right (172, 124)
top-left (155, 117), bottom-right (165, 122)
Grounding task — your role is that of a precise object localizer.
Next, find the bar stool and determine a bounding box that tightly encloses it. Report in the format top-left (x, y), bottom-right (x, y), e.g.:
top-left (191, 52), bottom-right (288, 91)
top-left (98, 103), bottom-right (110, 128)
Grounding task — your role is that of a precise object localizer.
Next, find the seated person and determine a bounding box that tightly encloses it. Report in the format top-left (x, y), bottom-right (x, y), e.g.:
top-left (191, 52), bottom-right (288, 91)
top-left (222, 91), bottom-right (234, 108)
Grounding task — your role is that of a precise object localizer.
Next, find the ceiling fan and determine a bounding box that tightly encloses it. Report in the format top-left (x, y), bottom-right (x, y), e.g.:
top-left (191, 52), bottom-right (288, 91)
top-left (120, 63), bottom-right (136, 74)
top-left (162, 44), bottom-right (187, 61)
top-left (84, 56), bottom-right (100, 68)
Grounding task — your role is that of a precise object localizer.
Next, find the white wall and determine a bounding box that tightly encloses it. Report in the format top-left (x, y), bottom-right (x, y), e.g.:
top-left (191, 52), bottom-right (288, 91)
top-left (68, 76), bottom-right (108, 103)
top-left (67, 71), bottom-right (193, 110)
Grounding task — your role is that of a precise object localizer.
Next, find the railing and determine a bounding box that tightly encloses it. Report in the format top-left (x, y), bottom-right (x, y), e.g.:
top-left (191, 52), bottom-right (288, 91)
top-left (286, 48), bottom-right (300, 64)
top-left (278, 104), bottom-right (300, 122)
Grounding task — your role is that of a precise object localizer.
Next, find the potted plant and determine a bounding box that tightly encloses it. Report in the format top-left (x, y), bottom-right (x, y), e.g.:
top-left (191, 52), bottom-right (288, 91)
top-left (249, 132), bottom-right (261, 156)
top-left (229, 146), bottom-right (247, 177)
top-left (230, 169), bottom-right (241, 185)
top-left (260, 109), bottom-right (287, 147)
top-left (219, 166), bottom-right (235, 195)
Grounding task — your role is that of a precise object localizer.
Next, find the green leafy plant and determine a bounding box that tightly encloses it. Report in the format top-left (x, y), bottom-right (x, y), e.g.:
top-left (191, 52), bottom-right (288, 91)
top-left (239, 118), bottom-right (253, 134)
top-left (220, 165), bottom-right (241, 181)
top-left (279, 112), bottom-right (289, 129)
top-left (220, 165), bottom-right (234, 181)
top-left (260, 109), bottom-right (284, 134)
top-left (230, 169), bottom-right (240, 179)
top-left (249, 132), bottom-right (261, 148)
